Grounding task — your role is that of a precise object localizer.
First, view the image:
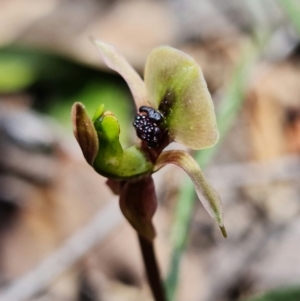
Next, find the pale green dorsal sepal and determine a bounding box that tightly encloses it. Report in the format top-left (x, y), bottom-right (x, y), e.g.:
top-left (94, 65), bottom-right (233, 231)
top-left (144, 46), bottom-right (219, 150)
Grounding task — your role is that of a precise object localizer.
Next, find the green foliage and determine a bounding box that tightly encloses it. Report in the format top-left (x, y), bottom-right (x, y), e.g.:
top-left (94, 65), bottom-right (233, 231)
top-left (0, 54), bottom-right (36, 93)
top-left (278, 0), bottom-right (300, 35)
top-left (244, 286), bottom-right (300, 301)
top-left (0, 47), bottom-right (133, 147)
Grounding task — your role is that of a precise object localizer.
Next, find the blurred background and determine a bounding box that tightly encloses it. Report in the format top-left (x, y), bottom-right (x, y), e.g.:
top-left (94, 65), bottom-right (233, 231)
top-left (1, 0), bottom-right (300, 300)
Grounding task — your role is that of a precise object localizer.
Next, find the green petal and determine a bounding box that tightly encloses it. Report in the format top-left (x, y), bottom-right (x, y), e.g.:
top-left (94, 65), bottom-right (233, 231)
top-left (144, 46), bottom-right (219, 150)
top-left (154, 150), bottom-right (226, 237)
top-left (71, 102), bottom-right (99, 165)
top-left (92, 39), bottom-right (149, 109)
top-left (93, 111), bottom-right (153, 180)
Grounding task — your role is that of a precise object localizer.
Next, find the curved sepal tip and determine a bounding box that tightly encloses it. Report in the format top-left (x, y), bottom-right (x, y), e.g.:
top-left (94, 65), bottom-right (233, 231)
top-left (154, 150), bottom-right (226, 236)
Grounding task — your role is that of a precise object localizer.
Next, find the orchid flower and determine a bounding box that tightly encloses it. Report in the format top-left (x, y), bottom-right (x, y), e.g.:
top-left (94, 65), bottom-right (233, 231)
top-left (71, 40), bottom-right (226, 241)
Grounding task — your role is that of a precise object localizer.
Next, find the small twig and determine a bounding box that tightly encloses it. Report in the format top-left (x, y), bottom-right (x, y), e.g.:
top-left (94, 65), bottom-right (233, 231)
top-left (138, 234), bottom-right (167, 301)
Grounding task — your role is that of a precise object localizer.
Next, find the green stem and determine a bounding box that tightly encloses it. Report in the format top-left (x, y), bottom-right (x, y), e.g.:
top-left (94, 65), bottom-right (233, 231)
top-left (138, 234), bottom-right (167, 301)
top-left (277, 0), bottom-right (300, 35)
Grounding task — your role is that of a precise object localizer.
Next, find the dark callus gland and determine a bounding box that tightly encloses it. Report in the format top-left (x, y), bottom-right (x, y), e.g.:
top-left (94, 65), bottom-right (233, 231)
top-left (133, 106), bottom-right (166, 148)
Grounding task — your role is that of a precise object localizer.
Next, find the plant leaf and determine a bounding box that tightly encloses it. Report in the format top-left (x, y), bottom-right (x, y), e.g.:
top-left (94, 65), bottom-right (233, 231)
top-left (71, 102), bottom-right (99, 165)
top-left (119, 176), bottom-right (157, 240)
top-left (144, 46), bottom-right (219, 150)
top-left (92, 39), bottom-right (149, 109)
top-left (154, 150), bottom-right (226, 237)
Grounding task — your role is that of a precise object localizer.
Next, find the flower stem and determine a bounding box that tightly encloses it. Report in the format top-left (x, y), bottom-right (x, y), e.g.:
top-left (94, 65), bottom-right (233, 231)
top-left (138, 234), bottom-right (167, 301)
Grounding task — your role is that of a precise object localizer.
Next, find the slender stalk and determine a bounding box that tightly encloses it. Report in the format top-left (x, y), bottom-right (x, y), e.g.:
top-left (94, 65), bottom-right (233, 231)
top-left (119, 175), bottom-right (166, 299)
top-left (138, 234), bottom-right (167, 301)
